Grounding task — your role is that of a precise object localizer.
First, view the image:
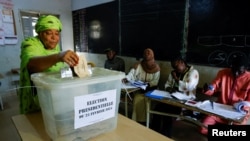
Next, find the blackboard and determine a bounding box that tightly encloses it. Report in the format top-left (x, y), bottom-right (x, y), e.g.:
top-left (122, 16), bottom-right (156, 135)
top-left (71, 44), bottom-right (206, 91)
top-left (187, 0), bottom-right (250, 67)
top-left (73, 0), bottom-right (250, 67)
top-left (73, 1), bottom-right (119, 53)
top-left (80, 1), bottom-right (119, 54)
top-left (73, 0), bottom-right (186, 61)
top-left (120, 0), bottom-right (186, 60)
top-left (73, 9), bottom-right (87, 52)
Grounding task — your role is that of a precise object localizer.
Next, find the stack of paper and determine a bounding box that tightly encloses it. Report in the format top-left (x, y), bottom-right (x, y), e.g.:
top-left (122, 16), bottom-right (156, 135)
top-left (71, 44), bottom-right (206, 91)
top-left (185, 100), bottom-right (246, 120)
top-left (233, 101), bottom-right (250, 114)
top-left (129, 80), bottom-right (148, 90)
top-left (145, 90), bottom-right (172, 99)
top-left (121, 82), bottom-right (138, 89)
top-left (145, 90), bottom-right (195, 100)
top-left (171, 92), bottom-right (195, 101)
top-left (202, 101), bottom-right (246, 119)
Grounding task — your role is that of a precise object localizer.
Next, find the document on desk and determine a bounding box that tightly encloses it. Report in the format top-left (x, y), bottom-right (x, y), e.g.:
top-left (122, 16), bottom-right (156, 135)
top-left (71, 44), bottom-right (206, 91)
top-left (122, 80), bottom-right (148, 90)
top-left (121, 80), bottom-right (148, 90)
top-left (193, 100), bottom-right (246, 120)
top-left (145, 90), bottom-right (172, 99)
top-left (171, 92), bottom-right (194, 101)
top-left (121, 82), bottom-right (138, 89)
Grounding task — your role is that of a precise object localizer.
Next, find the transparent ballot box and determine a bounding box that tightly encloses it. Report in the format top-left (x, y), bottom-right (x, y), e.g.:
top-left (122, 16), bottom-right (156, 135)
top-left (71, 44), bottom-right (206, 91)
top-left (31, 67), bottom-right (125, 141)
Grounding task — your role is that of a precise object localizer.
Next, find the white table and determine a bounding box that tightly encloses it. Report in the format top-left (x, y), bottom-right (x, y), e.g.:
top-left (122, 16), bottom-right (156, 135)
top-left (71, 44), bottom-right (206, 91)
top-left (121, 83), bottom-right (140, 117)
top-left (145, 95), bottom-right (245, 128)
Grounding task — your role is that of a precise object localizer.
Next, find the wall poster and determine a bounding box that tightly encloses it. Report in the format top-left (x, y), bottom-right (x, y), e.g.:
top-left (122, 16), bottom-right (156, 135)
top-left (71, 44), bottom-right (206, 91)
top-left (0, 0), bottom-right (17, 45)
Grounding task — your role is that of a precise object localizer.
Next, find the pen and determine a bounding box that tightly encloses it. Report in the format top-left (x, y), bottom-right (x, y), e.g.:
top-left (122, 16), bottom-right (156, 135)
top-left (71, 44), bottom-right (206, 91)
top-left (210, 100), bottom-right (214, 110)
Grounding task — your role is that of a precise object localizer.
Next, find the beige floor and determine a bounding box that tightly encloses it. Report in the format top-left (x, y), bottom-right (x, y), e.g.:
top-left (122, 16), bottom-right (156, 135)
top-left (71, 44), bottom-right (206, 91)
top-left (0, 92), bottom-right (21, 141)
top-left (0, 92), bottom-right (207, 141)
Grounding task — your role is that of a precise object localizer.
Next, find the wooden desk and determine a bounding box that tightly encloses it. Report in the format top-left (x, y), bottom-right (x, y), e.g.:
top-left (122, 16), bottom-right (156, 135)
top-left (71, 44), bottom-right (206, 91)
top-left (145, 95), bottom-right (245, 128)
top-left (12, 112), bottom-right (173, 141)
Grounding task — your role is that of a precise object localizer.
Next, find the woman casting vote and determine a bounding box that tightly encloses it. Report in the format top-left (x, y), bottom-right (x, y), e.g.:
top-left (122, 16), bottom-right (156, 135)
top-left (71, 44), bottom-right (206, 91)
top-left (19, 15), bottom-right (79, 114)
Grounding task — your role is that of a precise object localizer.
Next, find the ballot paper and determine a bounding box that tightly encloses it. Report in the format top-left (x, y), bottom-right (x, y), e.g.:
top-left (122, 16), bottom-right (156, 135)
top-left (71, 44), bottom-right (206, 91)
top-left (73, 53), bottom-right (90, 78)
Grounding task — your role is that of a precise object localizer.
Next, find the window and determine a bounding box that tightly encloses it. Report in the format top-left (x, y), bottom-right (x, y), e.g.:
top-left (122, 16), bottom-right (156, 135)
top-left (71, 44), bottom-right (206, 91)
top-left (20, 11), bottom-right (39, 39)
top-left (19, 11), bottom-right (61, 49)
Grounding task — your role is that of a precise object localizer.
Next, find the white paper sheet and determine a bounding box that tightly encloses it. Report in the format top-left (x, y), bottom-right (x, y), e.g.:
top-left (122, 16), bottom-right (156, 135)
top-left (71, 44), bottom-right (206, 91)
top-left (121, 80), bottom-right (147, 90)
top-left (171, 92), bottom-right (195, 100)
top-left (198, 101), bottom-right (246, 120)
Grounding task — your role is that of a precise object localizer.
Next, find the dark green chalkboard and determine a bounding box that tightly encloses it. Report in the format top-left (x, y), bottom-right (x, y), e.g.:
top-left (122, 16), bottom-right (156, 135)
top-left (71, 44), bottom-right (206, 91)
top-left (73, 1), bottom-right (119, 54)
top-left (120, 0), bottom-right (186, 61)
top-left (73, 0), bottom-right (250, 68)
top-left (187, 0), bottom-right (250, 67)
top-left (73, 0), bottom-right (186, 61)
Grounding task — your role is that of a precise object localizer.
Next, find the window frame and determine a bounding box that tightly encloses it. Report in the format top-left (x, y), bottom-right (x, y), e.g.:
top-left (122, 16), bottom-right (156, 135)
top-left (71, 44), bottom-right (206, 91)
top-left (19, 10), bottom-right (62, 49)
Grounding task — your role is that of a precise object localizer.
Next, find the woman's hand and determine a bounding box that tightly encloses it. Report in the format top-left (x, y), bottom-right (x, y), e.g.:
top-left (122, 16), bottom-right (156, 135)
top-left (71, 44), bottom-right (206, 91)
top-left (242, 105), bottom-right (250, 114)
top-left (202, 83), bottom-right (208, 93)
top-left (166, 87), bottom-right (175, 93)
top-left (58, 50), bottom-right (79, 67)
top-left (171, 70), bottom-right (179, 82)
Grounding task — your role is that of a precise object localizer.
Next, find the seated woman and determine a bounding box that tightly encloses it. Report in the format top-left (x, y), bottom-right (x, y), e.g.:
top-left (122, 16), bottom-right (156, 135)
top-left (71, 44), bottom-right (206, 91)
top-left (200, 55), bottom-right (250, 135)
top-left (150, 56), bottom-right (199, 138)
top-left (122, 48), bottom-right (160, 125)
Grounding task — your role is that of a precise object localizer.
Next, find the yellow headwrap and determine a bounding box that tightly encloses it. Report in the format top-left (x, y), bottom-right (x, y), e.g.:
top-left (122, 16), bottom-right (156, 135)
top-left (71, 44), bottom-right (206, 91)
top-left (35, 15), bottom-right (62, 33)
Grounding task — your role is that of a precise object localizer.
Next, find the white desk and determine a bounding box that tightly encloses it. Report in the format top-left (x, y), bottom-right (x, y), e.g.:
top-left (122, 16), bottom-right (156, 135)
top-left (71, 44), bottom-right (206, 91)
top-left (121, 84), bottom-right (140, 117)
top-left (12, 112), bottom-right (173, 141)
top-left (145, 95), bottom-right (245, 128)
top-left (121, 86), bottom-right (140, 117)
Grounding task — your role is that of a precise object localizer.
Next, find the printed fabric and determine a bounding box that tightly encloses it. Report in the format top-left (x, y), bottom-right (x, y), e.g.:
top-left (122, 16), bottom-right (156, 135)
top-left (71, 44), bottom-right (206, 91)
top-left (164, 66), bottom-right (199, 98)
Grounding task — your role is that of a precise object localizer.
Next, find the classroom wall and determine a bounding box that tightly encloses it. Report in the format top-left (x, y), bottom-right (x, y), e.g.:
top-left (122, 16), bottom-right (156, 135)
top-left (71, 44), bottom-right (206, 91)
top-left (83, 52), bottom-right (222, 90)
top-left (73, 0), bottom-right (224, 89)
top-left (0, 0), bottom-right (223, 96)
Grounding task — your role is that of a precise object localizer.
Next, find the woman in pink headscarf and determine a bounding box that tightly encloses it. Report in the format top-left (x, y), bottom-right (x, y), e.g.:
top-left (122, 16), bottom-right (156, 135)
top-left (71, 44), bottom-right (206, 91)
top-left (123, 48), bottom-right (160, 124)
